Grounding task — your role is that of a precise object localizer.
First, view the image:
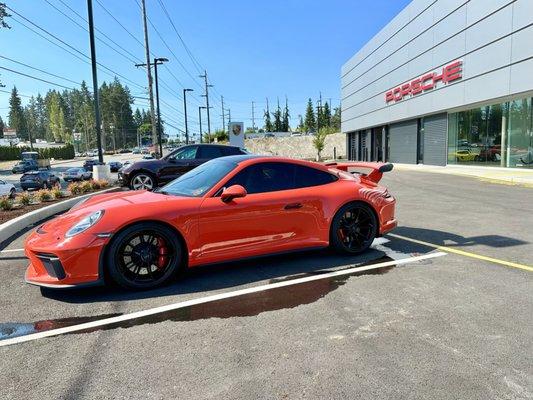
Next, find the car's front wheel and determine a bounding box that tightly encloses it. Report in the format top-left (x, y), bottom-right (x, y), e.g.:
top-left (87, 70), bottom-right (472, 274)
top-left (106, 223), bottom-right (183, 290)
top-left (130, 172), bottom-right (156, 190)
top-left (330, 202), bottom-right (378, 254)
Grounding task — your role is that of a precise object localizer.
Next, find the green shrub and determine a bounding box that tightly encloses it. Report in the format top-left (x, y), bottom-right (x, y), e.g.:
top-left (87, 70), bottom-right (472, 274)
top-left (18, 192), bottom-right (33, 205)
top-left (90, 180), bottom-right (101, 190)
top-left (51, 186), bottom-right (64, 199)
top-left (35, 189), bottom-right (52, 202)
top-left (0, 196), bottom-right (13, 211)
top-left (68, 182), bottom-right (82, 195)
top-left (80, 180), bottom-right (93, 193)
top-left (97, 179), bottom-right (109, 189)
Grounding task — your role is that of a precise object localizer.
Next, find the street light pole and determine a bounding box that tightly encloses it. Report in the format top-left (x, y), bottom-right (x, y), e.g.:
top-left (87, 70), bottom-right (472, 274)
top-left (86, 0), bottom-right (103, 163)
top-left (199, 106), bottom-right (206, 143)
top-left (183, 88), bottom-right (193, 145)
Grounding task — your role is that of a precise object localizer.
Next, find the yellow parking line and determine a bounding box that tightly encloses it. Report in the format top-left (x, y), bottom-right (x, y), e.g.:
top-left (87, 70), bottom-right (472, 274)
top-left (387, 233), bottom-right (533, 272)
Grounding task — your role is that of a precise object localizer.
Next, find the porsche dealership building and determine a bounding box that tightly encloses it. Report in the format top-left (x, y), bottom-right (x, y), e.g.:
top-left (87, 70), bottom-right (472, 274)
top-left (341, 0), bottom-right (533, 168)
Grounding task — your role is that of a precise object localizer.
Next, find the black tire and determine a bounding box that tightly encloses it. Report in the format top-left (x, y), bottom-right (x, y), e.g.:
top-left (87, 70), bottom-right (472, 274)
top-left (330, 202), bottom-right (378, 254)
top-left (9, 188), bottom-right (16, 199)
top-left (130, 172), bottom-right (157, 191)
top-left (106, 222), bottom-right (183, 290)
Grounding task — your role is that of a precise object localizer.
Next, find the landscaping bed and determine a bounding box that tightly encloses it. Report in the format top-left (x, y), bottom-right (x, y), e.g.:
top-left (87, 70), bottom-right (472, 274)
top-left (0, 180), bottom-right (112, 225)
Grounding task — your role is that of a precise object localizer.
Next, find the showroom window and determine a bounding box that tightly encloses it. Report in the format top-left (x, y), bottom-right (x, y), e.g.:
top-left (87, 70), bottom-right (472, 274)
top-left (448, 97), bottom-right (533, 168)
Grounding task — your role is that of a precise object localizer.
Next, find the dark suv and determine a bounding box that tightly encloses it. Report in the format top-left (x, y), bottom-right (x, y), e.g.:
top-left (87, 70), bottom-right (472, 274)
top-left (12, 160), bottom-right (39, 174)
top-left (119, 144), bottom-right (248, 190)
top-left (20, 170), bottom-right (60, 190)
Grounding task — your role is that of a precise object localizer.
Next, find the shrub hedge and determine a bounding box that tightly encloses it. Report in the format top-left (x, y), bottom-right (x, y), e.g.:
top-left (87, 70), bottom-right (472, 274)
top-left (0, 144), bottom-right (75, 161)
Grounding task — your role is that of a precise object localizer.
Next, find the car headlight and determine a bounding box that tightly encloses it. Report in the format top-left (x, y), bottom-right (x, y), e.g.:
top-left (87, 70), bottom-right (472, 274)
top-left (65, 210), bottom-right (104, 237)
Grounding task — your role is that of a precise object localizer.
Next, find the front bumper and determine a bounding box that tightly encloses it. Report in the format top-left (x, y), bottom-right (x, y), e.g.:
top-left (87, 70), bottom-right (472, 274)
top-left (117, 172), bottom-right (130, 187)
top-left (25, 229), bottom-right (109, 288)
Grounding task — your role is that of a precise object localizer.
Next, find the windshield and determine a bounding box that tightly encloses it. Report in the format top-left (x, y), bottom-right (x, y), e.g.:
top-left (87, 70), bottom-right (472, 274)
top-left (160, 158), bottom-right (237, 197)
top-left (66, 168), bottom-right (81, 173)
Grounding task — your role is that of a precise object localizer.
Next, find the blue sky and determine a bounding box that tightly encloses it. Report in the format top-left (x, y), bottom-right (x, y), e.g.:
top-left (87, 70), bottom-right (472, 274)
top-left (0, 0), bottom-right (410, 138)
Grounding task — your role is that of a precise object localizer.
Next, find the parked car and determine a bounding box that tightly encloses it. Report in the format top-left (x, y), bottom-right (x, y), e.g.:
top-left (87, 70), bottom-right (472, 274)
top-left (132, 148), bottom-right (141, 154)
top-left (12, 160), bottom-right (39, 174)
top-left (142, 154), bottom-right (155, 160)
top-left (20, 170), bottom-right (60, 190)
top-left (83, 159), bottom-right (105, 172)
top-left (0, 180), bottom-right (16, 198)
top-left (108, 161), bottom-right (123, 172)
top-left (24, 157), bottom-right (396, 290)
top-left (119, 144), bottom-right (248, 190)
top-left (62, 167), bottom-right (92, 182)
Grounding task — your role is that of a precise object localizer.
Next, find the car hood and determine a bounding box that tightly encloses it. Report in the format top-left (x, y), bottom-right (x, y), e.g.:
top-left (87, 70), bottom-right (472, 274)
top-left (39, 190), bottom-right (201, 235)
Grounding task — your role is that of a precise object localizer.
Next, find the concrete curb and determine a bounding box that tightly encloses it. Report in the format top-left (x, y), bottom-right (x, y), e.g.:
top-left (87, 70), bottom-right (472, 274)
top-left (0, 187), bottom-right (120, 244)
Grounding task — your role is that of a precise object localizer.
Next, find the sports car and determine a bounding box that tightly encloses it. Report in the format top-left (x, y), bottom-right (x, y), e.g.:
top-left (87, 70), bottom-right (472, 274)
top-left (24, 155), bottom-right (397, 290)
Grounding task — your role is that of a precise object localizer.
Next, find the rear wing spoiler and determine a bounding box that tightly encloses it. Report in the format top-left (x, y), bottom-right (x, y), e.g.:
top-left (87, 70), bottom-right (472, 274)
top-left (324, 162), bottom-right (393, 183)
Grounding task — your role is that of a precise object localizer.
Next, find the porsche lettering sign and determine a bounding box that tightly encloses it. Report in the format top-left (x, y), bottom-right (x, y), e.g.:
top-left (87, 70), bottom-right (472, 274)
top-left (385, 60), bottom-right (463, 103)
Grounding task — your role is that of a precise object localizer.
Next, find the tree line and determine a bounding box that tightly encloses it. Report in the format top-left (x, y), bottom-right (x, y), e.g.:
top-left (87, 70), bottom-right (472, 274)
top-left (261, 97), bottom-right (341, 133)
top-left (1, 78), bottom-right (159, 151)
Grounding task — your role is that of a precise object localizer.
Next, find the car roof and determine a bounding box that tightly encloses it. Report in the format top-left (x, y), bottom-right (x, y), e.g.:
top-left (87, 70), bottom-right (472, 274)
top-left (24, 170), bottom-right (46, 174)
top-left (220, 155), bottom-right (331, 172)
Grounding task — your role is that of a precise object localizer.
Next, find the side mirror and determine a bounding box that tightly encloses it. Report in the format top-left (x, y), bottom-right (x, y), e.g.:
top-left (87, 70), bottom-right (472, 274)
top-left (221, 185), bottom-right (247, 203)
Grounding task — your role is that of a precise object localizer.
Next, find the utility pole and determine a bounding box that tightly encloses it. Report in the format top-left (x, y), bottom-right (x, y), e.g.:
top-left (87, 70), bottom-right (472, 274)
top-left (199, 70), bottom-right (212, 135)
top-left (135, 58), bottom-right (168, 157)
top-left (183, 88), bottom-right (193, 145)
top-left (251, 101), bottom-right (256, 133)
top-left (221, 95), bottom-right (225, 134)
top-left (140, 0), bottom-right (157, 151)
top-left (86, 0), bottom-right (103, 163)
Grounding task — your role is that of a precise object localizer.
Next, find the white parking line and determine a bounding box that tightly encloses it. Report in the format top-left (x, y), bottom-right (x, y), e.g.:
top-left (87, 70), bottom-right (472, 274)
top-left (0, 251), bottom-right (446, 347)
top-left (0, 248), bottom-right (25, 254)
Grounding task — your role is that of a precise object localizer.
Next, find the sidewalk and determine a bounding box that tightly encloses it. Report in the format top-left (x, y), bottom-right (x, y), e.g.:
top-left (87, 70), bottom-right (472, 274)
top-left (393, 163), bottom-right (533, 187)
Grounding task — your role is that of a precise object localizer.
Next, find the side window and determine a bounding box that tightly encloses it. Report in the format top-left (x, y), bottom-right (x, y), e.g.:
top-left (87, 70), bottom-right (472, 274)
top-left (224, 162), bottom-right (295, 194)
top-left (171, 146), bottom-right (198, 160)
top-left (198, 146), bottom-right (224, 159)
top-left (223, 146), bottom-right (241, 156)
top-left (292, 165), bottom-right (337, 188)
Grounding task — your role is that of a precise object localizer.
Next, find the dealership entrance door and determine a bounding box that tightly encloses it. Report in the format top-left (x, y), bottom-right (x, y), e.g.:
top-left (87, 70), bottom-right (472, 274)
top-left (348, 127), bottom-right (388, 162)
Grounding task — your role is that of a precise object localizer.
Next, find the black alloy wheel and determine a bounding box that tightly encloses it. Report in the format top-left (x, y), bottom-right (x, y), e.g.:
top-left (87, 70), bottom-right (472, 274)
top-left (330, 203), bottom-right (378, 254)
top-left (107, 223), bottom-right (183, 290)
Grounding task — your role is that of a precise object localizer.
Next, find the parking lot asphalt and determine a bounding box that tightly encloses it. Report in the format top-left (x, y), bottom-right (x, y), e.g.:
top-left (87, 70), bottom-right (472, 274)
top-left (0, 170), bottom-right (531, 399)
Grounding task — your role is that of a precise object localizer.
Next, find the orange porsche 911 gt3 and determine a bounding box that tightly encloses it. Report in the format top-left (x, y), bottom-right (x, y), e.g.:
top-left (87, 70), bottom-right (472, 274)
top-left (25, 155), bottom-right (397, 290)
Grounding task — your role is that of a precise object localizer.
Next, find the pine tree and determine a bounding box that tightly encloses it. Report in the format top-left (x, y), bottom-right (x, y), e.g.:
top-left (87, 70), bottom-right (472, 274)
top-left (48, 92), bottom-right (67, 142)
top-left (0, 116), bottom-right (4, 137)
top-left (282, 97), bottom-right (290, 132)
top-left (8, 86), bottom-right (27, 140)
top-left (331, 107), bottom-right (341, 131)
top-left (273, 98), bottom-right (282, 132)
top-left (0, 3), bottom-right (10, 29)
top-left (323, 102), bottom-right (331, 127)
top-left (264, 99), bottom-right (273, 132)
top-left (304, 98), bottom-right (315, 133)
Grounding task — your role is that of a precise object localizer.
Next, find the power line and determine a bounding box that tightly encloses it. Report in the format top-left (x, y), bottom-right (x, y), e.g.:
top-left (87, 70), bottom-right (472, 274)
top-left (8, 8), bottom-right (145, 91)
top-left (56, 0), bottom-right (143, 63)
top-left (42, 0), bottom-right (141, 65)
top-left (0, 66), bottom-right (76, 90)
top-left (156, 0), bottom-right (205, 75)
top-left (0, 89), bottom-right (33, 98)
top-left (0, 55), bottom-right (82, 86)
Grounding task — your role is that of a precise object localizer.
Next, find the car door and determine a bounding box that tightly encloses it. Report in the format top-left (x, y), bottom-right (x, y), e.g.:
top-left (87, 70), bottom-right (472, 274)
top-left (196, 162), bottom-right (326, 264)
top-left (159, 145), bottom-right (199, 183)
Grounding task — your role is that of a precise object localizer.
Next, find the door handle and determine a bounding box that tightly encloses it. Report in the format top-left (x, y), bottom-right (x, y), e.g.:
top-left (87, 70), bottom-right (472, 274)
top-left (284, 203), bottom-right (303, 210)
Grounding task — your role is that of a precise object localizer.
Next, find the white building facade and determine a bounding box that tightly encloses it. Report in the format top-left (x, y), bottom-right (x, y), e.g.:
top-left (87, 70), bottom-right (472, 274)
top-left (341, 0), bottom-right (533, 168)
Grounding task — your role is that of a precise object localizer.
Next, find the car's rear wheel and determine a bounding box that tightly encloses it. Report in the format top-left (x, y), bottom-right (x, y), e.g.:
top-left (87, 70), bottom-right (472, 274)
top-left (330, 202), bottom-right (378, 254)
top-left (130, 172), bottom-right (156, 190)
top-left (106, 223), bottom-right (183, 290)
top-left (9, 188), bottom-right (16, 198)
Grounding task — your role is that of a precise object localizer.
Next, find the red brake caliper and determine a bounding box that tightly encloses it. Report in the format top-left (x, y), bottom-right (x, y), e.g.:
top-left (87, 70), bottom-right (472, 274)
top-left (157, 237), bottom-right (169, 269)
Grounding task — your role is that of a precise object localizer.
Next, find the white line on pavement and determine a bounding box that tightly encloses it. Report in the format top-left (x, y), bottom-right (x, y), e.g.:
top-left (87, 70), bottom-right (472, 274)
top-left (0, 248), bottom-right (25, 254)
top-left (0, 251), bottom-right (447, 347)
